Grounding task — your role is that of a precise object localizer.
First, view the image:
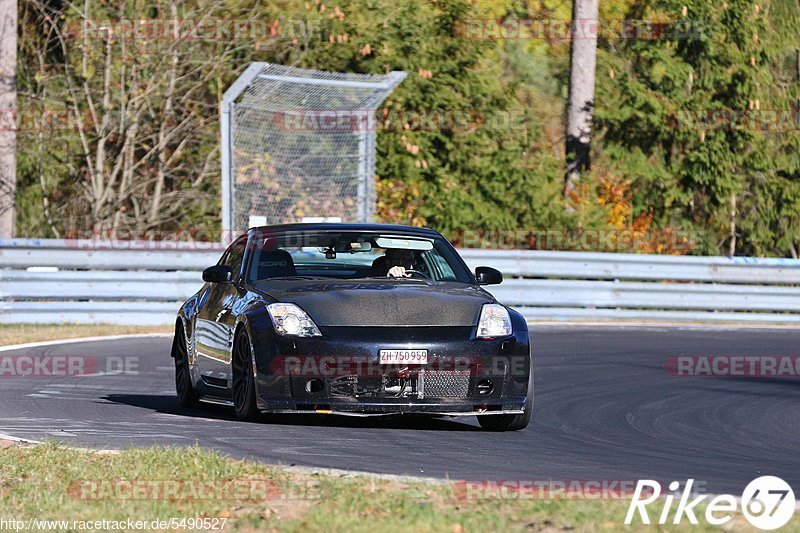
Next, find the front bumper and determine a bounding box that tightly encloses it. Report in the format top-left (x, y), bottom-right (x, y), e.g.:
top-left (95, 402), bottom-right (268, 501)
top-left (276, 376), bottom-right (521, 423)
top-left (247, 320), bottom-right (531, 415)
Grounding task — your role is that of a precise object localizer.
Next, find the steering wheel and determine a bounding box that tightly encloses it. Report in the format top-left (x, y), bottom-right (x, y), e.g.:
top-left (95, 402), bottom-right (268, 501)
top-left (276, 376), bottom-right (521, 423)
top-left (402, 269), bottom-right (430, 279)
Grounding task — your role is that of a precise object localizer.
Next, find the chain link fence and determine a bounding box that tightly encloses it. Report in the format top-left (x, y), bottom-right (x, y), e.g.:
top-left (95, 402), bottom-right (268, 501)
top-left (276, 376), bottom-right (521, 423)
top-left (220, 63), bottom-right (406, 235)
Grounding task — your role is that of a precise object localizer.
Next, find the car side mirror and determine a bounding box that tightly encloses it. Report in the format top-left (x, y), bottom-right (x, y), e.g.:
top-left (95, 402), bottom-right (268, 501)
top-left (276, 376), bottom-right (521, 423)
top-left (475, 266), bottom-right (503, 285)
top-left (202, 265), bottom-right (233, 284)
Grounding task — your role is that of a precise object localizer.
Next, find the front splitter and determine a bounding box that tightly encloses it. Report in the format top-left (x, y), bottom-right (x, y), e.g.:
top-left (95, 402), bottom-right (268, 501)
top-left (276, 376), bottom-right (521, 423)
top-left (257, 409), bottom-right (525, 417)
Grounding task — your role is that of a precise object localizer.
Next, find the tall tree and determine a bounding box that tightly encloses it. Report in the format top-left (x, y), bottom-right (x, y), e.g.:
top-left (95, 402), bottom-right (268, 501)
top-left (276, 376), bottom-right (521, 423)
top-left (0, 0), bottom-right (16, 237)
top-left (564, 0), bottom-right (599, 196)
top-left (595, 0), bottom-right (774, 255)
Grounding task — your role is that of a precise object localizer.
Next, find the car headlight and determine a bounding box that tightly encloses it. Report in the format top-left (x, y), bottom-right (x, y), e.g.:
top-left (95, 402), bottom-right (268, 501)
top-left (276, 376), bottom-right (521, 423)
top-left (477, 304), bottom-right (512, 338)
top-left (266, 303), bottom-right (322, 337)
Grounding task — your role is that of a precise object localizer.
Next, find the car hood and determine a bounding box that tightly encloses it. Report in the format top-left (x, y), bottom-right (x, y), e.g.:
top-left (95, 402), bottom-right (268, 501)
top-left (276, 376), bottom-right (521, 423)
top-left (251, 279), bottom-right (494, 327)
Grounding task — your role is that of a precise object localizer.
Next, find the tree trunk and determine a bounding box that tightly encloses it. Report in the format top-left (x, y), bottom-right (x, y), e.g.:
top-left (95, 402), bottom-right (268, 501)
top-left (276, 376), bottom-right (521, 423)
top-left (564, 0), bottom-right (599, 196)
top-left (0, 0), bottom-right (16, 236)
top-left (728, 193), bottom-right (737, 256)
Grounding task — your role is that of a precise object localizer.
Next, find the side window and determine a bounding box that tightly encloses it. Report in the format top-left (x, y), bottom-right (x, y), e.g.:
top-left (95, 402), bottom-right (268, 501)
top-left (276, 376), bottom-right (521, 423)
top-left (223, 239), bottom-right (247, 281)
top-left (424, 250), bottom-right (457, 281)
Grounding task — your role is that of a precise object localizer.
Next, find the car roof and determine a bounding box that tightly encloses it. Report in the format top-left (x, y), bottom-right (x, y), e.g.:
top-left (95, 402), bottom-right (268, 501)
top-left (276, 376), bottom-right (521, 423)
top-left (247, 223), bottom-right (442, 238)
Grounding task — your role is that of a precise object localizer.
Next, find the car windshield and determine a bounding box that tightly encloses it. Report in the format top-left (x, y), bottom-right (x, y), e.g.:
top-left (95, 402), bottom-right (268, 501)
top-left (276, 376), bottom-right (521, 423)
top-left (246, 231), bottom-right (473, 283)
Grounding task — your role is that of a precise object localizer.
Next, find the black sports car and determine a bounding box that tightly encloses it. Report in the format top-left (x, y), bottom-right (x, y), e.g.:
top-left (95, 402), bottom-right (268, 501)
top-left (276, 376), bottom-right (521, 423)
top-left (171, 223), bottom-right (533, 431)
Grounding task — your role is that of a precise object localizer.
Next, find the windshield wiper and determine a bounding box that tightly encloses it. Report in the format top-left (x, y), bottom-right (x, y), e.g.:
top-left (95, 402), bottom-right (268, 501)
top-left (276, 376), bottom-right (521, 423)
top-left (359, 276), bottom-right (428, 281)
top-left (265, 275), bottom-right (328, 281)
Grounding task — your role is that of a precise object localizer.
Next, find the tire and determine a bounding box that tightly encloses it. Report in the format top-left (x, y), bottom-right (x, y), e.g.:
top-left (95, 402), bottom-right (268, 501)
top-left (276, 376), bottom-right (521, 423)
top-left (232, 330), bottom-right (260, 421)
top-left (173, 325), bottom-right (199, 408)
top-left (478, 368), bottom-right (533, 432)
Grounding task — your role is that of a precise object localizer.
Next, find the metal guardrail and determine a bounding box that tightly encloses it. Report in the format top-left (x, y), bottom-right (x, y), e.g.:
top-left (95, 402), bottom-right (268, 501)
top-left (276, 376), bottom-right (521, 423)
top-left (2, 239), bottom-right (800, 325)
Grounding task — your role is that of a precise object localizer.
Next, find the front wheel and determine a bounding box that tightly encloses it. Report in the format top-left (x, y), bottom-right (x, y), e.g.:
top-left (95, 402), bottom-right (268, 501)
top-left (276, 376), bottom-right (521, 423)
top-left (477, 410), bottom-right (530, 431)
top-left (478, 370), bottom-right (533, 431)
top-left (232, 330), bottom-right (260, 421)
top-left (173, 325), bottom-right (199, 408)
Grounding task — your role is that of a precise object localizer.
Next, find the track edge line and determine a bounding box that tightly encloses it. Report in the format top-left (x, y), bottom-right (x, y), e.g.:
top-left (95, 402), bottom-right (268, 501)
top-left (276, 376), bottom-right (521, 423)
top-left (0, 333), bottom-right (172, 353)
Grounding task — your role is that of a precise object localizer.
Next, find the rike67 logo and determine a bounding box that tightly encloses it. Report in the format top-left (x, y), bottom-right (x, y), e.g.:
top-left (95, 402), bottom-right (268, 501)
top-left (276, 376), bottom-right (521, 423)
top-left (625, 476), bottom-right (795, 530)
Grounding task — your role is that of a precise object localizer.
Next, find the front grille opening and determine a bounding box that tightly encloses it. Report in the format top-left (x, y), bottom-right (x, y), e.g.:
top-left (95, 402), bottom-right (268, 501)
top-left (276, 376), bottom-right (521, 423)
top-left (329, 374), bottom-right (420, 398)
top-left (423, 370), bottom-right (470, 398)
top-left (328, 369), bottom-right (470, 399)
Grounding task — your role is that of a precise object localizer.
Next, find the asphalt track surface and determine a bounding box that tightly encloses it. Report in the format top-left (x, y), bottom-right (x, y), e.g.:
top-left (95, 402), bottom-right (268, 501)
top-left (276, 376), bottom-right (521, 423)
top-left (1, 326), bottom-right (798, 494)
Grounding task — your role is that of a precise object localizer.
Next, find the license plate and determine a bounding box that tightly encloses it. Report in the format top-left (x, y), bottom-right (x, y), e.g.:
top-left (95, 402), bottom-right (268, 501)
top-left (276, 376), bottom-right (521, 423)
top-left (379, 349), bottom-right (428, 364)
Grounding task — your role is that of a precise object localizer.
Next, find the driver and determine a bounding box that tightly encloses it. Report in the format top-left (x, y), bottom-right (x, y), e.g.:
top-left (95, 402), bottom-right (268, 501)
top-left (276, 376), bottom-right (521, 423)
top-left (385, 248), bottom-right (416, 278)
